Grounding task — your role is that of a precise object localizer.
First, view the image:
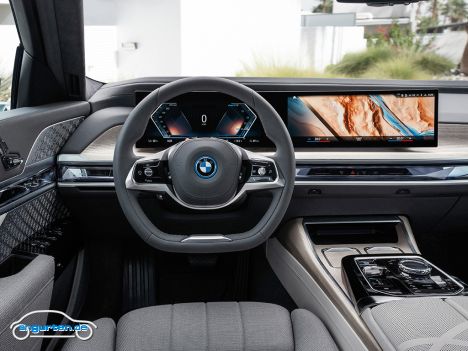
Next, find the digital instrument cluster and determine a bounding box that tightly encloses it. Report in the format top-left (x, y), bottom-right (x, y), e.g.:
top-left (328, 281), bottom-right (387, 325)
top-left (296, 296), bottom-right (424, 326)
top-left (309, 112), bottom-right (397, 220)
top-left (136, 92), bottom-right (269, 148)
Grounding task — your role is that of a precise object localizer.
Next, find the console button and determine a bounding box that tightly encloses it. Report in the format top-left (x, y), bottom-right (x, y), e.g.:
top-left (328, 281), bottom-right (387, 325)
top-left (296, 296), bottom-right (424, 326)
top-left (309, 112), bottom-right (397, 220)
top-left (363, 266), bottom-right (385, 277)
top-left (431, 275), bottom-right (447, 287)
top-left (357, 259), bottom-right (375, 267)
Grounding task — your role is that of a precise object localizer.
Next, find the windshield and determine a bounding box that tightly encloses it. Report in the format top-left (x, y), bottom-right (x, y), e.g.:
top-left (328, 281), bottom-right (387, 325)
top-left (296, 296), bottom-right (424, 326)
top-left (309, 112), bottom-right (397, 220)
top-left (82, 0), bottom-right (468, 83)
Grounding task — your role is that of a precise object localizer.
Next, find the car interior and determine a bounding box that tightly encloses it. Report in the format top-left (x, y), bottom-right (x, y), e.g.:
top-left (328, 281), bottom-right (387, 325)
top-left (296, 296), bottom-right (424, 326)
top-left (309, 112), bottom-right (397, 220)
top-left (2, 0), bottom-right (468, 350)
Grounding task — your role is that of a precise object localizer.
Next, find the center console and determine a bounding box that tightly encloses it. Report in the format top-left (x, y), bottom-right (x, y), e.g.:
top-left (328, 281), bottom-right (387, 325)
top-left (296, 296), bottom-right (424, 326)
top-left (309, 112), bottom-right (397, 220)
top-left (343, 255), bottom-right (465, 311)
top-left (267, 215), bottom-right (468, 351)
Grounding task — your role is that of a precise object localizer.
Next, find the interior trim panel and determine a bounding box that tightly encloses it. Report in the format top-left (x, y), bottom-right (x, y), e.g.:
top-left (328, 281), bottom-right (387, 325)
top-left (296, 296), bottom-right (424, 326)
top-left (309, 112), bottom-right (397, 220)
top-left (0, 101), bottom-right (90, 186)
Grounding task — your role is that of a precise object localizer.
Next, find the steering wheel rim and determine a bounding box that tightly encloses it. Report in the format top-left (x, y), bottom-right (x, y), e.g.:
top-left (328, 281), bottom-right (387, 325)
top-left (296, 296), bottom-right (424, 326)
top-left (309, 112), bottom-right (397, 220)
top-left (113, 77), bottom-right (295, 253)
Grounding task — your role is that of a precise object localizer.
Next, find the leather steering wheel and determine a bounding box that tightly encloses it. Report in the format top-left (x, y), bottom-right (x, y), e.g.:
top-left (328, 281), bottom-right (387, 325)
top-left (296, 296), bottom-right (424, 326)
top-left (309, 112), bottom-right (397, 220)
top-left (113, 77), bottom-right (295, 253)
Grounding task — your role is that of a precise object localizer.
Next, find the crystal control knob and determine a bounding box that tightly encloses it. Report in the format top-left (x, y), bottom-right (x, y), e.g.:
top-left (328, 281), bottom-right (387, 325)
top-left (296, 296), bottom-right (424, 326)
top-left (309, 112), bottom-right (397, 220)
top-left (398, 259), bottom-right (432, 276)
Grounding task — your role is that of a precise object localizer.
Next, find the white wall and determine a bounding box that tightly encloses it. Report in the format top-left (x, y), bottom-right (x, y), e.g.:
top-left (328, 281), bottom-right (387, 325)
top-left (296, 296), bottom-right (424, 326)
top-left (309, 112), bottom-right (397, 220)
top-left (301, 26), bottom-right (366, 71)
top-left (0, 3), bottom-right (15, 25)
top-left (0, 25), bottom-right (19, 77)
top-left (179, 0), bottom-right (303, 76)
top-left (430, 31), bottom-right (468, 64)
top-left (83, 0), bottom-right (117, 25)
top-left (113, 0), bottom-right (181, 79)
top-left (84, 26), bottom-right (118, 82)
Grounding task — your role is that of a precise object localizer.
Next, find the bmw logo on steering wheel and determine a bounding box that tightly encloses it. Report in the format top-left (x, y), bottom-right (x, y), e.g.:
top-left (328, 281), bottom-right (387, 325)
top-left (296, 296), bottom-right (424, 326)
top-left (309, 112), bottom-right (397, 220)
top-left (194, 156), bottom-right (218, 179)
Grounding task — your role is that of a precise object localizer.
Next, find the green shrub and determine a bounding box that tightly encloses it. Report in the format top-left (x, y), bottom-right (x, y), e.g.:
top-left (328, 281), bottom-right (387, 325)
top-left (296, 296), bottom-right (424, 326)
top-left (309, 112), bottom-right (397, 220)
top-left (326, 46), bottom-right (393, 77)
top-left (363, 58), bottom-right (431, 80)
top-left (237, 46), bottom-right (455, 81)
top-left (413, 52), bottom-right (455, 75)
top-left (236, 60), bottom-right (328, 78)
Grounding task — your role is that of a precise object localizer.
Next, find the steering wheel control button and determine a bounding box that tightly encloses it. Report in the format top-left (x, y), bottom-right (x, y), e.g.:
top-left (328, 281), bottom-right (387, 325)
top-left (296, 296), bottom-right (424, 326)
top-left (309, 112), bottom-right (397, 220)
top-left (194, 156), bottom-right (218, 179)
top-left (134, 161), bottom-right (169, 184)
top-left (248, 161), bottom-right (277, 183)
top-left (257, 167), bottom-right (266, 176)
top-left (144, 167), bottom-right (154, 177)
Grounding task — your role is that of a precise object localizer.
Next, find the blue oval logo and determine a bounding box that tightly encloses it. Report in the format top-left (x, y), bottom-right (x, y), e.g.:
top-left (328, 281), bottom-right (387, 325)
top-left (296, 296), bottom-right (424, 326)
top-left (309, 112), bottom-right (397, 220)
top-left (194, 156), bottom-right (218, 179)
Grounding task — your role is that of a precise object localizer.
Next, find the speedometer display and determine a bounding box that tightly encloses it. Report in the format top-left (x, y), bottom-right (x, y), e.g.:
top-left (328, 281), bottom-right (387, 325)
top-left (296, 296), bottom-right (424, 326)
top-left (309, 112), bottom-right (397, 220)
top-left (136, 92), bottom-right (269, 148)
top-left (151, 102), bottom-right (257, 139)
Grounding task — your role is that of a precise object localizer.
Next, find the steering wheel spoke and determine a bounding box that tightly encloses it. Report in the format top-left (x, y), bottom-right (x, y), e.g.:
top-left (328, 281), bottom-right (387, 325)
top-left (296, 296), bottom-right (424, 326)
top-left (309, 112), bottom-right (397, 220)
top-left (239, 150), bottom-right (284, 192)
top-left (125, 150), bottom-right (172, 192)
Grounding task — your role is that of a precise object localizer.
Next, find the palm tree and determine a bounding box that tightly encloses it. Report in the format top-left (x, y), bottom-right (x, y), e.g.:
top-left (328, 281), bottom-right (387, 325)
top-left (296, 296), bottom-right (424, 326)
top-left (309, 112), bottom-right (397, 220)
top-left (431, 0), bottom-right (440, 21)
top-left (442, 0), bottom-right (468, 23)
top-left (312, 0), bottom-right (333, 14)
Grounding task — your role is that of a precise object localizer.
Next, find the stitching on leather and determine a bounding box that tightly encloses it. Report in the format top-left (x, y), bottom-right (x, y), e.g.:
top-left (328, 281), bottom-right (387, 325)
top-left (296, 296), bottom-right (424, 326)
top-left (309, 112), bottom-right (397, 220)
top-left (205, 303), bottom-right (209, 351)
top-left (238, 302), bottom-right (245, 351)
top-left (169, 304), bottom-right (174, 351)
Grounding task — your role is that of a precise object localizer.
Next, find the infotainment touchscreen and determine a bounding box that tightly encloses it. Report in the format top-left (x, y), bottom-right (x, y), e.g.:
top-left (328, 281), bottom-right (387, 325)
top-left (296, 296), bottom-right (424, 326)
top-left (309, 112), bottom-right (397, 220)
top-left (287, 91), bottom-right (437, 147)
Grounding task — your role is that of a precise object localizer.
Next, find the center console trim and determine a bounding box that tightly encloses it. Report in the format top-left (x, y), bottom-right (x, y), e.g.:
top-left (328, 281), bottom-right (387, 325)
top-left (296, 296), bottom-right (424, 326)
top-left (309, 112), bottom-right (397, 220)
top-left (354, 255), bottom-right (464, 298)
top-left (273, 218), bottom-right (384, 350)
top-left (271, 216), bottom-right (422, 351)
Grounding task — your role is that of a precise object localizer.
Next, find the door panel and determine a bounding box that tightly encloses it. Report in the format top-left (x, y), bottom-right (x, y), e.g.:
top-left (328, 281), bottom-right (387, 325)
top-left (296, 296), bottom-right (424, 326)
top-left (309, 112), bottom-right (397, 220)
top-left (0, 101), bottom-right (89, 349)
top-left (0, 101), bottom-right (90, 186)
top-left (0, 189), bottom-right (69, 262)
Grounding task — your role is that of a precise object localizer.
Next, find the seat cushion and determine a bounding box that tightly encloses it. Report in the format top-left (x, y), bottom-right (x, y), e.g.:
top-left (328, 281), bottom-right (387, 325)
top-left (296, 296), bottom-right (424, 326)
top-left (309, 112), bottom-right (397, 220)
top-left (63, 302), bottom-right (338, 351)
top-left (62, 318), bottom-right (116, 351)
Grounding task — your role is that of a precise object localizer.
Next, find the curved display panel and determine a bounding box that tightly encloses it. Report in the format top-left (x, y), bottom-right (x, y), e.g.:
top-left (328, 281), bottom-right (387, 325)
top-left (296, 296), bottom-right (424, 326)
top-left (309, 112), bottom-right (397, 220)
top-left (288, 91), bottom-right (437, 147)
top-left (136, 92), bottom-right (269, 148)
top-left (136, 89), bottom-right (438, 149)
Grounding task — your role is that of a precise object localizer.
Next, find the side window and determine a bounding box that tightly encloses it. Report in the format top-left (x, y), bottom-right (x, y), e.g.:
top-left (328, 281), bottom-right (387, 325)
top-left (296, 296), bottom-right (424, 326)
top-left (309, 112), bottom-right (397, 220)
top-left (0, 2), bottom-right (19, 113)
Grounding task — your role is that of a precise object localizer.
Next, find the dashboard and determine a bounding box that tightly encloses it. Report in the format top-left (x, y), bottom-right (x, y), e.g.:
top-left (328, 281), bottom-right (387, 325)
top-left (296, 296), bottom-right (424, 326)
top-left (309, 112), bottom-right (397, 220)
top-left (136, 90), bottom-right (438, 149)
top-left (53, 77), bottom-right (468, 250)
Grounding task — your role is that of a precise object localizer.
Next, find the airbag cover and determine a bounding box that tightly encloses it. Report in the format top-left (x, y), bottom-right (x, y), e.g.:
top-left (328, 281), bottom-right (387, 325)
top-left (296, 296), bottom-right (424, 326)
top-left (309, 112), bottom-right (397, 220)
top-left (169, 139), bottom-right (242, 207)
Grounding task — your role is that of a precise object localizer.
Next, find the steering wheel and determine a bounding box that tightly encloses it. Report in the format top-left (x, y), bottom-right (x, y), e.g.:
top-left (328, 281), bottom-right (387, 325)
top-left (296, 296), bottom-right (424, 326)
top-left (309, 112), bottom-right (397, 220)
top-left (114, 77), bottom-right (295, 253)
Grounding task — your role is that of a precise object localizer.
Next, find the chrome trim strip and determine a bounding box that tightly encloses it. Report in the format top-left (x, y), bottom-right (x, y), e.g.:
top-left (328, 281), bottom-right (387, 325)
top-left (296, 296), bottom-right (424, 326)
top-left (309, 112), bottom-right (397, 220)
top-left (0, 213), bottom-right (6, 226)
top-left (295, 179), bottom-right (468, 186)
top-left (181, 235), bottom-right (232, 243)
top-left (304, 219), bottom-right (401, 225)
top-left (58, 178), bottom-right (468, 188)
top-left (58, 182), bottom-right (115, 188)
top-left (59, 152), bottom-right (468, 163)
